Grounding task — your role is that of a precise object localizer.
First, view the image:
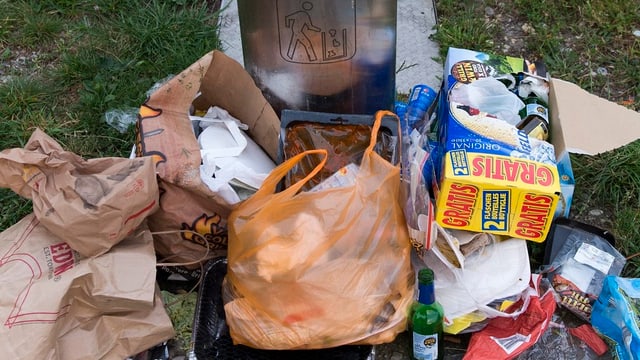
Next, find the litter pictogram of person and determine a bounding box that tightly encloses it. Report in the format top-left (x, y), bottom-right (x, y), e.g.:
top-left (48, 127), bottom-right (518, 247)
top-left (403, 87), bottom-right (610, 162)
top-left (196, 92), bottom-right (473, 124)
top-left (285, 1), bottom-right (321, 61)
top-left (278, 0), bottom-right (353, 63)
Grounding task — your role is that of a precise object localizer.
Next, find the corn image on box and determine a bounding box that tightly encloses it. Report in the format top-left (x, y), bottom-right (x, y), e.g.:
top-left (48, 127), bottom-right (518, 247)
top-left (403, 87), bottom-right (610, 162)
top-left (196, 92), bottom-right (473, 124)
top-left (432, 47), bottom-right (562, 242)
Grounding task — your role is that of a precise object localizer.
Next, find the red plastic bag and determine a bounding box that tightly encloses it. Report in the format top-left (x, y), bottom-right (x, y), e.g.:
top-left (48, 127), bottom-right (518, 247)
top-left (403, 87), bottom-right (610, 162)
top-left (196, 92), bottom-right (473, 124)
top-left (463, 274), bottom-right (556, 360)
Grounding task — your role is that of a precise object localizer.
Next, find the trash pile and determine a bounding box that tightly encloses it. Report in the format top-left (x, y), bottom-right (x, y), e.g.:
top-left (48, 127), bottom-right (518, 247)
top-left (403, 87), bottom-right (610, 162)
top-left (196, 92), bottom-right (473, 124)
top-left (402, 47), bottom-right (637, 359)
top-left (398, 47), bottom-right (640, 360)
top-left (1, 46), bottom-right (640, 360)
top-left (0, 131), bottom-right (173, 358)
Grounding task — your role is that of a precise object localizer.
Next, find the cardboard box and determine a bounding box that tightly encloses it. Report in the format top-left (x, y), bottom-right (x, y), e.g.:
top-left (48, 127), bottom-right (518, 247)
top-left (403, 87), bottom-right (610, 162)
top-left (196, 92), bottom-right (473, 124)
top-left (132, 50), bottom-right (282, 264)
top-left (431, 47), bottom-right (640, 242)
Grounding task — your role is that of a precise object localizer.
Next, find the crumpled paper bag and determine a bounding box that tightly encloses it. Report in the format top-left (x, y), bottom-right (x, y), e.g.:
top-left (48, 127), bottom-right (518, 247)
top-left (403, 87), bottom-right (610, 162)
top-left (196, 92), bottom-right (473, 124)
top-left (0, 214), bottom-right (175, 359)
top-left (134, 50), bottom-right (281, 268)
top-left (0, 128), bottom-right (159, 257)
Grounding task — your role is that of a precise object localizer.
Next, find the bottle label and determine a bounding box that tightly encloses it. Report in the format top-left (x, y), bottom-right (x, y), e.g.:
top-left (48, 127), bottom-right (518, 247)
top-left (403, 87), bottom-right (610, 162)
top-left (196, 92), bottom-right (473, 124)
top-left (523, 103), bottom-right (548, 122)
top-left (413, 332), bottom-right (439, 360)
top-left (520, 118), bottom-right (549, 141)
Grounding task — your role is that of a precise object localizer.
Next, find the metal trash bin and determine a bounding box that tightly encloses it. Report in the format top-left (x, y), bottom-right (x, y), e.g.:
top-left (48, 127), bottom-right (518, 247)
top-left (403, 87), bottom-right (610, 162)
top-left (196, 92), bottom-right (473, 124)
top-left (237, 0), bottom-right (397, 117)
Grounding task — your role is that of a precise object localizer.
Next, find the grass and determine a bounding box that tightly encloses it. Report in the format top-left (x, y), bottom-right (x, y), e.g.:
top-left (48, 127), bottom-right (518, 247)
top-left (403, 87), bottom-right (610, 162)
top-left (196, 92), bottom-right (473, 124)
top-left (432, 0), bottom-right (640, 276)
top-left (1, 0), bottom-right (639, 278)
top-left (0, 0), bottom-right (222, 232)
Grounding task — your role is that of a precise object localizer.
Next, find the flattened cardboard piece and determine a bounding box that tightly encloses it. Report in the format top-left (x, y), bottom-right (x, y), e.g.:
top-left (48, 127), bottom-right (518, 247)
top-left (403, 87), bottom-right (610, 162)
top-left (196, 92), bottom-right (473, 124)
top-left (550, 78), bottom-right (640, 155)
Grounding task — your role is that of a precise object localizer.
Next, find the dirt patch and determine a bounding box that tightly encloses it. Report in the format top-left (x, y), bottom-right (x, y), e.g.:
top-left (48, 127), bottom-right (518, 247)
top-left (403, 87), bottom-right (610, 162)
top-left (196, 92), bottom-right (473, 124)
top-left (0, 49), bottom-right (41, 83)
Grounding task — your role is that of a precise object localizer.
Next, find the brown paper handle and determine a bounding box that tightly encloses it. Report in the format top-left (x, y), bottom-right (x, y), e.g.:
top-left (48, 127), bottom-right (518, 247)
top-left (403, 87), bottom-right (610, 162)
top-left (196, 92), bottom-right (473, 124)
top-left (151, 230), bottom-right (212, 267)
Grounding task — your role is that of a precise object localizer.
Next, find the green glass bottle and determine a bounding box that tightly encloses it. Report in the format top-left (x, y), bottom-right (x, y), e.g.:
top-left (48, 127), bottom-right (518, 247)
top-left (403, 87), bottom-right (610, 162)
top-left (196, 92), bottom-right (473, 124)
top-left (517, 96), bottom-right (550, 141)
top-left (412, 267), bottom-right (444, 360)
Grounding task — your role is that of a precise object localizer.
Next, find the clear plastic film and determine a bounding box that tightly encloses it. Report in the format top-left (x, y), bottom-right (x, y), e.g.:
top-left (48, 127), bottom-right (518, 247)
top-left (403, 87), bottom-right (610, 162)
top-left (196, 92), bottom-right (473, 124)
top-left (399, 84), bottom-right (438, 254)
top-left (517, 309), bottom-right (610, 360)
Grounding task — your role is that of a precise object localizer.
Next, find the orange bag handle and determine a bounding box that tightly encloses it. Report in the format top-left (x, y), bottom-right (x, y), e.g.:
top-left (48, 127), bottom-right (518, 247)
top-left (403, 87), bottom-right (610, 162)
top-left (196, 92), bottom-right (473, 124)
top-left (360, 110), bottom-right (401, 171)
top-left (252, 110), bottom-right (397, 200)
top-left (366, 110), bottom-right (398, 155)
top-left (253, 148), bottom-right (328, 199)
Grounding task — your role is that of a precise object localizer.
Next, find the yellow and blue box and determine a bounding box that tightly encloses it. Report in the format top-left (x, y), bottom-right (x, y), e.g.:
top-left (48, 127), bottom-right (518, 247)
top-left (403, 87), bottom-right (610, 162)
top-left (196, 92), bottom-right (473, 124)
top-left (431, 47), bottom-right (571, 242)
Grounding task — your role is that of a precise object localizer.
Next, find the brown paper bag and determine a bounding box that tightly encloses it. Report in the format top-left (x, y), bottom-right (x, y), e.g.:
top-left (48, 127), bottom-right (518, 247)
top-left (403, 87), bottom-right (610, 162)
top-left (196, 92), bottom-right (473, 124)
top-left (0, 214), bottom-right (175, 359)
top-left (134, 50), bottom-right (280, 265)
top-left (52, 286), bottom-right (174, 360)
top-left (0, 129), bottom-right (159, 257)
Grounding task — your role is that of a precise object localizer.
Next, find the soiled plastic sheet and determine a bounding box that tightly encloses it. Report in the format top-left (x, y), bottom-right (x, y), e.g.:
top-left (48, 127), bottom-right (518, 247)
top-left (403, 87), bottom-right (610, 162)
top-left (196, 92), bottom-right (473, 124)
top-left (516, 309), bottom-right (612, 360)
top-left (191, 257), bottom-right (374, 360)
top-left (542, 218), bottom-right (625, 322)
top-left (279, 110), bottom-right (399, 192)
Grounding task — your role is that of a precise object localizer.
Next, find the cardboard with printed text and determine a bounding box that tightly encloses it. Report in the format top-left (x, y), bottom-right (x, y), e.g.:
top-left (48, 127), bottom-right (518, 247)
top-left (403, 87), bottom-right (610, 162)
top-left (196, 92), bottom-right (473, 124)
top-left (134, 51), bottom-right (281, 267)
top-left (431, 47), bottom-right (640, 242)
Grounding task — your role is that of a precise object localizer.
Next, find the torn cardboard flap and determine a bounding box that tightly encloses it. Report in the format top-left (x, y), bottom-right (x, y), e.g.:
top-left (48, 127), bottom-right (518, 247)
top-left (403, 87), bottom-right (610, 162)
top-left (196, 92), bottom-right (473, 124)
top-left (193, 51), bottom-right (281, 162)
top-left (551, 78), bottom-right (640, 155)
top-left (135, 50), bottom-right (281, 266)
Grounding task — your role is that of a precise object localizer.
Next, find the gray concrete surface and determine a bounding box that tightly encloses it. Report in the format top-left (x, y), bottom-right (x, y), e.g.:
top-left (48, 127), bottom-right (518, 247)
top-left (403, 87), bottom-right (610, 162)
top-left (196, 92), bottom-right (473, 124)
top-left (217, 0), bottom-right (442, 96)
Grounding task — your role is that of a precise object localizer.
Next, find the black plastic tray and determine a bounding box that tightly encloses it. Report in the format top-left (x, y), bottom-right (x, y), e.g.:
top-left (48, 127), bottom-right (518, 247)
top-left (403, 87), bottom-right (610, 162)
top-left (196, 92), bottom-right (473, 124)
top-left (191, 257), bottom-right (374, 360)
top-left (278, 109), bottom-right (400, 164)
top-left (277, 109), bottom-right (401, 191)
top-left (542, 217), bottom-right (616, 266)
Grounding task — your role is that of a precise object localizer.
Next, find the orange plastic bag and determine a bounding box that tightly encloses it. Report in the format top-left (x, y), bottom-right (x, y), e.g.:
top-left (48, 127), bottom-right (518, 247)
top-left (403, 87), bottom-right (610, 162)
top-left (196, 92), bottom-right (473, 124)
top-left (223, 110), bottom-right (415, 350)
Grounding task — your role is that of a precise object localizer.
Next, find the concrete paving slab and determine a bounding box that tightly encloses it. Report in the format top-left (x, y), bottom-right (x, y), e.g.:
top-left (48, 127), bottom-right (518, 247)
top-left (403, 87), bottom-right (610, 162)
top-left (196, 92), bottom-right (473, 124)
top-left (217, 0), bottom-right (442, 97)
top-left (395, 0), bottom-right (442, 94)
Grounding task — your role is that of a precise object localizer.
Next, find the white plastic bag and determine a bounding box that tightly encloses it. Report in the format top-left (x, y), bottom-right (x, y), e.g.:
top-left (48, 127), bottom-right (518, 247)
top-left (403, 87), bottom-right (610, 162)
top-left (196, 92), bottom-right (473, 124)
top-left (422, 225), bottom-right (532, 330)
top-left (449, 77), bottom-right (525, 126)
top-left (193, 106), bottom-right (276, 204)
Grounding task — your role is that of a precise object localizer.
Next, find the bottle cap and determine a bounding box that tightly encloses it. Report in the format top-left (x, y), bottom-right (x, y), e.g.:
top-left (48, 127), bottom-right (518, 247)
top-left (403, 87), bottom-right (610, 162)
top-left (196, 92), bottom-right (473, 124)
top-left (418, 267), bottom-right (434, 285)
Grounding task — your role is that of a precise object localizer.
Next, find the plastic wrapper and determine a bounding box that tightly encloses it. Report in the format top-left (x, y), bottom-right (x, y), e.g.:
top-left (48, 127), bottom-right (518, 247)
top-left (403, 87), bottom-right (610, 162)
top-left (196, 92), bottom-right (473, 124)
top-left (105, 107), bottom-right (139, 133)
top-left (591, 276), bottom-right (640, 360)
top-left (420, 226), bottom-right (532, 334)
top-left (516, 309), bottom-right (610, 360)
top-left (448, 76), bottom-right (525, 126)
top-left (542, 220), bottom-right (626, 322)
top-left (224, 111), bottom-right (414, 350)
top-left (463, 275), bottom-right (556, 360)
top-left (402, 108), bottom-right (437, 255)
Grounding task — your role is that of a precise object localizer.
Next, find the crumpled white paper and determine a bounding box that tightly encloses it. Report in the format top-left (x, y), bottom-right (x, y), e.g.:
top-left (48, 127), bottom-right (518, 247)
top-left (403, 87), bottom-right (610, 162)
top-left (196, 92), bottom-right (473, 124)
top-left (192, 106), bottom-right (275, 204)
